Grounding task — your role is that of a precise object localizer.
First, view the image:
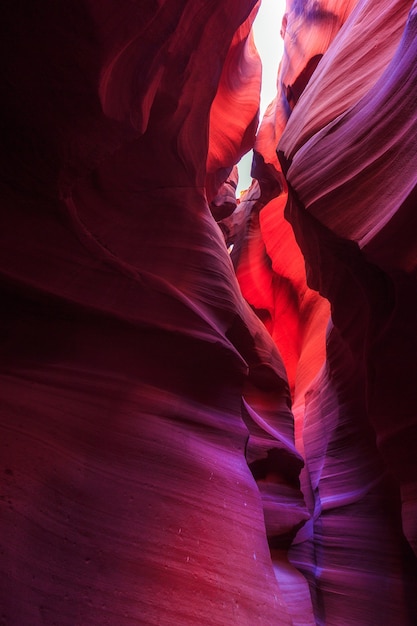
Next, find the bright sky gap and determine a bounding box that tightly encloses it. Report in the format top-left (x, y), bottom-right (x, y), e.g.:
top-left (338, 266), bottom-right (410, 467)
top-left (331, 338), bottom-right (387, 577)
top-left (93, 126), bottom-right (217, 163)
top-left (237, 0), bottom-right (286, 194)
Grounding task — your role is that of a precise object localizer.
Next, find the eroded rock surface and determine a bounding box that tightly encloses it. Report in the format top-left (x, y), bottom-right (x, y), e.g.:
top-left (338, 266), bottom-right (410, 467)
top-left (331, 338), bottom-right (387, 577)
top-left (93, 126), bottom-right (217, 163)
top-left (2, 0), bottom-right (417, 625)
top-left (233, 0), bottom-right (417, 624)
top-left (0, 1), bottom-right (303, 625)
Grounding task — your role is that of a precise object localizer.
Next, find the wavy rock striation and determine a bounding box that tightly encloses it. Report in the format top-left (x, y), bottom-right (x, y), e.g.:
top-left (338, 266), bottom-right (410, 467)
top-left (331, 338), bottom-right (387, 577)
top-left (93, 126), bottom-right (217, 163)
top-left (2, 0), bottom-right (417, 625)
top-left (232, 0), bottom-right (417, 624)
top-left (0, 1), bottom-right (305, 625)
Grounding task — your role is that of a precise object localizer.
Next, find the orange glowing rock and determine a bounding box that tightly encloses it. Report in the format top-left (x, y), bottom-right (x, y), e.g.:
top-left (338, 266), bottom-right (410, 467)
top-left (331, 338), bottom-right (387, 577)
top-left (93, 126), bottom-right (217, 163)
top-left (207, 3), bottom-right (262, 202)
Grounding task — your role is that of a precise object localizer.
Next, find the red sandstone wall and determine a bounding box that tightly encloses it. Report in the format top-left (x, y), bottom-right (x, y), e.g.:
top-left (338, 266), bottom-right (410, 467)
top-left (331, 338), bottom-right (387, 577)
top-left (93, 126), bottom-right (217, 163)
top-left (231, 0), bottom-right (417, 623)
top-left (1, 1), bottom-right (417, 624)
top-left (0, 1), bottom-right (301, 624)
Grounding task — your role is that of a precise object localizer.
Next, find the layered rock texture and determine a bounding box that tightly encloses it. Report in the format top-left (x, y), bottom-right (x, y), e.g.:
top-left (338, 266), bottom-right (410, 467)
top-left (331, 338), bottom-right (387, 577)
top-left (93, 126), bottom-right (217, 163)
top-left (1, 1), bottom-right (417, 625)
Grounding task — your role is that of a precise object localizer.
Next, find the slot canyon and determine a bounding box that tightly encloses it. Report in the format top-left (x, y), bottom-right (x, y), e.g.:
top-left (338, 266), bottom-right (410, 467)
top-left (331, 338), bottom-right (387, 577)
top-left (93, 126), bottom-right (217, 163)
top-left (2, 0), bottom-right (417, 624)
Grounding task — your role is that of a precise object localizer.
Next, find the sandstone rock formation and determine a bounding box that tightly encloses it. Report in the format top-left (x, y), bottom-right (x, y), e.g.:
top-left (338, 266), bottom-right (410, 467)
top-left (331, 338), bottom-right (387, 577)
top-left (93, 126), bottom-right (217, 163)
top-left (232, 0), bottom-right (417, 624)
top-left (1, 0), bottom-right (417, 624)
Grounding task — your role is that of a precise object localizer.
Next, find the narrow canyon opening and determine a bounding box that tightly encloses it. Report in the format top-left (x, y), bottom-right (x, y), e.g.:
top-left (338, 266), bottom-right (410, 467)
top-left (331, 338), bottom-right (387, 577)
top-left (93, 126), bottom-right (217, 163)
top-left (2, 1), bottom-right (417, 625)
top-left (237, 0), bottom-right (286, 195)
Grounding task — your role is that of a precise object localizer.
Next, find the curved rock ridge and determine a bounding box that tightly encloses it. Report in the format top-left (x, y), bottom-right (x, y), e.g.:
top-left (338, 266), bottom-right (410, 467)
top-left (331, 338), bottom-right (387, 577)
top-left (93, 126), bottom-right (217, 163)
top-left (276, 1), bottom-right (417, 624)
top-left (206, 3), bottom-right (262, 204)
top-left (282, 4), bottom-right (417, 246)
top-left (232, 0), bottom-right (417, 624)
top-left (234, 0), bottom-right (359, 409)
top-left (254, 0), bottom-right (357, 171)
top-left (0, 1), bottom-right (308, 625)
top-left (233, 0), bottom-right (352, 404)
top-left (280, 190), bottom-right (417, 624)
top-left (279, 0), bottom-right (358, 111)
top-left (279, 0), bottom-right (413, 159)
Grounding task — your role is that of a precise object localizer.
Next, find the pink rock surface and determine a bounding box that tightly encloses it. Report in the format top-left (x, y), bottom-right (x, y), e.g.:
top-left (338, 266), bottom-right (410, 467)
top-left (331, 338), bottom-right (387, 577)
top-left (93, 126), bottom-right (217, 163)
top-left (206, 3), bottom-right (262, 203)
top-left (280, 0), bottom-right (412, 159)
top-left (234, 0), bottom-right (417, 623)
top-left (2, 0), bottom-right (417, 624)
top-left (0, 1), bottom-right (303, 625)
top-left (277, 1), bottom-right (417, 623)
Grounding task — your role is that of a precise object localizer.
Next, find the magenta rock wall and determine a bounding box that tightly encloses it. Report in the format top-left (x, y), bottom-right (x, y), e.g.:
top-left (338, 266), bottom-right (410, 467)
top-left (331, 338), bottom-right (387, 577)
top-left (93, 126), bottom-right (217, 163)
top-left (1, 1), bottom-right (417, 625)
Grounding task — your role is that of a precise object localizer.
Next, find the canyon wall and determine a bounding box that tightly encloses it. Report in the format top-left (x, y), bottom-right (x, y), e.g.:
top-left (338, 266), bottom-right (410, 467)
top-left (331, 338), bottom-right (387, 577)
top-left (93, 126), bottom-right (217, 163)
top-left (1, 0), bottom-right (417, 624)
top-left (231, 0), bottom-right (417, 623)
